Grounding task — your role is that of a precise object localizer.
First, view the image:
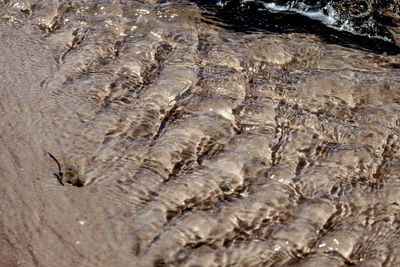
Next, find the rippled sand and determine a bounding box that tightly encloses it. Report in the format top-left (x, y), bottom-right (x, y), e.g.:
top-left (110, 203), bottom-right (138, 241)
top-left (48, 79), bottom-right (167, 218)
top-left (1, 1), bottom-right (400, 266)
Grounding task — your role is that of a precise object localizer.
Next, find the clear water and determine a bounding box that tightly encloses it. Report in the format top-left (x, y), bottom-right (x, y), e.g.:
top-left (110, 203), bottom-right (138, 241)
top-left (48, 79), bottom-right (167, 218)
top-left (1, 1), bottom-right (400, 266)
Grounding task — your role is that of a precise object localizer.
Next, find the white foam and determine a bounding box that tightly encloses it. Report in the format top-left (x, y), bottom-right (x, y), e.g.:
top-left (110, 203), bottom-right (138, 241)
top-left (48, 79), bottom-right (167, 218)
top-left (216, 0), bottom-right (225, 7)
top-left (263, 2), bottom-right (336, 25)
top-left (261, 2), bottom-right (392, 42)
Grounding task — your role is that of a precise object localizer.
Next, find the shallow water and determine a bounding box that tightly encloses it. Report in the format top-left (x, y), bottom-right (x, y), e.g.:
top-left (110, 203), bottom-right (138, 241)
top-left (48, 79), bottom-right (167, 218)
top-left (1, 0), bottom-right (400, 266)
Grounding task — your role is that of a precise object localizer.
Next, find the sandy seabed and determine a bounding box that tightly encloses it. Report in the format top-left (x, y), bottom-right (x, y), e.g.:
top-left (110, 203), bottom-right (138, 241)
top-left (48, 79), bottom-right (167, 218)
top-left (2, 1), bottom-right (400, 266)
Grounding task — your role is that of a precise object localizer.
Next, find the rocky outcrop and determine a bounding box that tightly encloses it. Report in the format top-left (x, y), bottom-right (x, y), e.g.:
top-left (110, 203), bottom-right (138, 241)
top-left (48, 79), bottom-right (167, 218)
top-left (268, 0), bottom-right (400, 42)
top-left (197, 0), bottom-right (400, 48)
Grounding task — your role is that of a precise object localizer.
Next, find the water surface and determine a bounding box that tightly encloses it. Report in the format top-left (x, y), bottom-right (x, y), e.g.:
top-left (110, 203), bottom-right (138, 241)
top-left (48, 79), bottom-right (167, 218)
top-left (1, 0), bottom-right (400, 266)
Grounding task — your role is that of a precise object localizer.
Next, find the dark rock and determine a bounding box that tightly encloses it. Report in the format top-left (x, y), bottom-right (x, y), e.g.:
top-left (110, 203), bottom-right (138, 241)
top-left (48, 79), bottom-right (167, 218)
top-left (197, 0), bottom-right (399, 41)
top-left (195, 0), bottom-right (400, 53)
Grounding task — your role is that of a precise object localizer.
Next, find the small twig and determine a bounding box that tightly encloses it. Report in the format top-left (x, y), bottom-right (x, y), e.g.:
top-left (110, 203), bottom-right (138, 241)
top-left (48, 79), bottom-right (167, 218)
top-left (47, 152), bottom-right (64, 186)
top-left (54, 172), bottom-right (65, 186)
top-left (47, 152), bottom-right (61, 172)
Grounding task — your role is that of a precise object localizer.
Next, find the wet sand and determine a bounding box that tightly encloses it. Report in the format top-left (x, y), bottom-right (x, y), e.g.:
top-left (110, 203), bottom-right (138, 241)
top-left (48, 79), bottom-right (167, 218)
top-left (1, 1), bottom-right (400, 266)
